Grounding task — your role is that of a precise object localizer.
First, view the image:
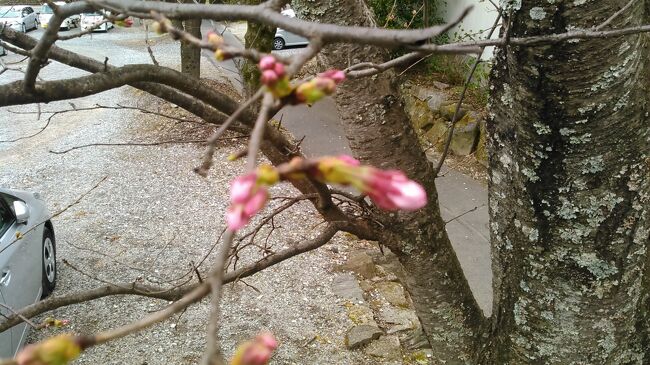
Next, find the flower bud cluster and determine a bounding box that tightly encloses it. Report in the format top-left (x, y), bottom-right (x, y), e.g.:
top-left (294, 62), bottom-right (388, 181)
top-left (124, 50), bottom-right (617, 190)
top-left (226, 165), bottom-right (279, 231)
top-left (16, 335), bottom-right (82, 365)
top-left (294, 69), bottom-right (345, 105)
top-left (230, 333), bottom-right (278, 365)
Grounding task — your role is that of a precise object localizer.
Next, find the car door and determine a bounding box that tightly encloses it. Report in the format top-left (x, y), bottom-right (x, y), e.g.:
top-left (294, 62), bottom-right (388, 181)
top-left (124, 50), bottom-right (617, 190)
top-left (26, 7), bottom-right (35, 29)
top-left (0, 195), bottom-right (41, 356)
top-left (0, 271), bottom-right (13, 358)
top-left (0, 203), bottom-right (14, 358)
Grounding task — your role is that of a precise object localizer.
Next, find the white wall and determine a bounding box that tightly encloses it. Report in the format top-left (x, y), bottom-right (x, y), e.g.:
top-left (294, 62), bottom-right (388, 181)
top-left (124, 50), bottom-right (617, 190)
top-left (438, 0), bottom-right (501, 59)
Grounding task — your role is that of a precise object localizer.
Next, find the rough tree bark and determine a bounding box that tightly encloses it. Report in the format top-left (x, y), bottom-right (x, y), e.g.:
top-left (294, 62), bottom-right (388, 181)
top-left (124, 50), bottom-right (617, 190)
top-left (174, 0), bottom-right (202, 78)
top-left (181, 18), bottom-right (202, 78)
top-left (240, 0), bottom-right (275, 96)
top-left (486, 0), bottom-right (650, 363)
top-left (292, 1), bottom-right (484, 363)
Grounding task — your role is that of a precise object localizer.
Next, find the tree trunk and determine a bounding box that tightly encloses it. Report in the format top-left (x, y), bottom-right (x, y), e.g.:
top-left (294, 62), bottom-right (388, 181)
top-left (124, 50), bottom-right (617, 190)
top-left (486, 0), bottom-right (650, 362)
top-left (241, 0), bottom-right (275, 97)
top-left (180, 18), bottom-right (202, 78)
top-left (292, 1), bottom-right (485, 362)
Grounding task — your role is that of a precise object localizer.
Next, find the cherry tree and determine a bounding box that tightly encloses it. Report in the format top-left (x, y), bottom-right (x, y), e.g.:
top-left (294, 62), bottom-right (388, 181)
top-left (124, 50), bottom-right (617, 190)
top-left (0, 0), bottom-right (648, 364)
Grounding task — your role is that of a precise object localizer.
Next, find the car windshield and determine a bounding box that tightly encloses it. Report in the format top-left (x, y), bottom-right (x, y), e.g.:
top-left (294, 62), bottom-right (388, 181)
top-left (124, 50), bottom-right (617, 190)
top-left (0, 9), bottom-right (21, 18)
top-left (40, 5), bottom-right (53, 14)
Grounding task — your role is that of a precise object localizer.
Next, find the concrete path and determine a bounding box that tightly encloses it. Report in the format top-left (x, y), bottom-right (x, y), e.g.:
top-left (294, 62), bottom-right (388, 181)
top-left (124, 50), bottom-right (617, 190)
top-left (203, 22), bottom-right (493, 316)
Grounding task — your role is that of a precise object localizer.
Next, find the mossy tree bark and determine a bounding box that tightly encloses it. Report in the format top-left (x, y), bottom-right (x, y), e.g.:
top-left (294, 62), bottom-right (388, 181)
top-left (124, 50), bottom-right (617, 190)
top-left (180, 18), bottom-right (202, 78)
top-left (240, 0), bottom-right (275, 97)
top-left (485, 0), bottom-right (650, 363)
top-left (171, 0), bottom-right (202, 78)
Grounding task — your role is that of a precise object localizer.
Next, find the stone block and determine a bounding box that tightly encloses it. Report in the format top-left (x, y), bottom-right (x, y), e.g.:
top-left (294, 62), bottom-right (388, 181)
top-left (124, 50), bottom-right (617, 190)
top-left (345, 324), bottom-right (383, 349)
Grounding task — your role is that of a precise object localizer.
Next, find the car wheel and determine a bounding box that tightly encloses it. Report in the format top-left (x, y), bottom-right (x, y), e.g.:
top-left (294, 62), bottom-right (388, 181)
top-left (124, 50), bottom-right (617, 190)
top-left (273, 37), bottom-right (285, 50)
top-left (20, 23), bottom-right (26, 33)
top-left (41, 227), bottom-right (56, 298)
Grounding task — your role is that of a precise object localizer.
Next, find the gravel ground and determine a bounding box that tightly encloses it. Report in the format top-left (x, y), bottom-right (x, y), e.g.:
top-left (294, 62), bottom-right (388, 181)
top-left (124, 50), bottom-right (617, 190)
top-left (0, 26), bottom-right (385, 364)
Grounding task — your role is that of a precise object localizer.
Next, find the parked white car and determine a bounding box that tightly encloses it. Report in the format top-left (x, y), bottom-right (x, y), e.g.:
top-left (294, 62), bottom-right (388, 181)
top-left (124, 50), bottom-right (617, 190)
top-left (39, 2), bottom-right (80, 30)
top-left (80, 11), bottom-right (113, 32)
top-left (0, 188), bottom-right (56, 359)
top-left (0, 6), bottom-right (38, 33)
top-left (273, 9), bottom-right (308, 50)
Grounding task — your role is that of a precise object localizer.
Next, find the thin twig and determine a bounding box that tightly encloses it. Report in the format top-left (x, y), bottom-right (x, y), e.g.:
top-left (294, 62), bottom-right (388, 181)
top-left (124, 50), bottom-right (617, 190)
top-left (0, 303), bottom-right (38, 329)
top-left (195, 89), bottom-right (263, 177)
top-left (433, 12), bottom-right (502, 176)
top-left (246, 92), bottom-right (274, 171)
top-left (596, 0), bottom-right (637, 30)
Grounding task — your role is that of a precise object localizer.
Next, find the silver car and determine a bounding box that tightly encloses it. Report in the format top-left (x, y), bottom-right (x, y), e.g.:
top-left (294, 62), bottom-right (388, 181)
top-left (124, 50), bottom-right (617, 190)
top-left (80, 11), bottom-right (114, 32)
top-left (39, 3), bottom-right (80, 30)
top-left (0, 6), bottom-right (38, 33)
top-left (273, 9), bottom-right (308, 50)
top-left (0, 188), bottom-right (56, 359)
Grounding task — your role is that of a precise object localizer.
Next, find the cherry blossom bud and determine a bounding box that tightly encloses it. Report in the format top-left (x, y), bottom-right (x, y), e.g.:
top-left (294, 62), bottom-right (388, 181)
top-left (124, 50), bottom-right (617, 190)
top-left (226, 165), bottom-right (279, 231)
top-left (314, 77), bottom-right (336, 94)
top-left (16, 335), bottom-right (82, 365)
top-left (256, 333), bottom-right (278, 350)
top-left (207, 32), bottom-right (224, 46)
top-left (273, 62), bottom-right (286, 78)
top-left (215, 49), bottom-right (232, 61)
top-left (364, 170), bottom-right (427, 211)
top-left (230, 333), bottom-right (278, 365)
top-left (226, 188), bottom-right (268, 231)
top-left (258, 55), bottom-right (276, 71)
top-left (260, 70), bottom-right (279, 86)
top-left (151, 19), bottom-right (171, 34)
top-left (319, 69), bottom-right (346, 83)
top-left (313, 156), bottom-right (427, 211)
top-left (230, 174), bottom-right (257, 204)
top-left (241, 344), bottom-right (272, 365)
top-left (256, 165), bottom-right (280, 185)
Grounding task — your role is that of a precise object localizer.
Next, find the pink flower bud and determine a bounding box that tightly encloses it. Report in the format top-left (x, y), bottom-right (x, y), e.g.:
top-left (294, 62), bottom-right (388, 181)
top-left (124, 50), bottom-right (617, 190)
top-left (257, 333), bottom-right (278, 350)
top-left (259, 55), bottom-right (276, 71)
top-left (320, 69), bottom-right (346, 83)
top-left (226, 188), bottom-right (268, 231)
top-left (365, 170), bottom-right (427, 211)
top-left (230, 174), bottom-right (257, 204)
top-left (314, 77), bottom-right (336, 93)
top-left (261, 70), bottom-right (279, 86)
top-left (242, 345), bottom-right (272, 365)
top-left (337, 154), bottom-right (360, 166)
top-left (273, 62), bottom-right (285, 77)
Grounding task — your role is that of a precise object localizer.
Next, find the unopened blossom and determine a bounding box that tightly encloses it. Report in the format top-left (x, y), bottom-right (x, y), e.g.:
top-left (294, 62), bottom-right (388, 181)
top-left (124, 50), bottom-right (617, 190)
top-left (16, 335), bottom-right (82, 365)
top-left (295, 69), bottom-right (346, 105)
top-left (215, 49), bottom-right (232, 61)
top-left (226, 165), bottom-right (279, 231)
top-left (42, 318), bottom-right (70, 328)
top-left (226, 187), bottom-right (268, 231)
top-left (260, 69), bottom-right (279, 85)
top-left (230, 333), bottom-right (278, 365)
top-left (364, 170), bottom-right (427, 211)
top-left (257, 56), bottom-right (292, 97)
top-left (258, 56), bottom-right (286, 86)
top-left (151, 19), bottom-right (172, 34)
top-left (258, 55), bottom-right (276, 71)
top-left (206, 31), bottom-right (224, 46)
top-left (314, 155), bottom-right (427, 211)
